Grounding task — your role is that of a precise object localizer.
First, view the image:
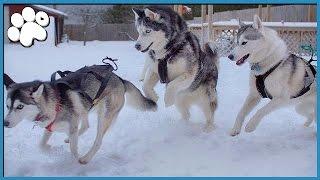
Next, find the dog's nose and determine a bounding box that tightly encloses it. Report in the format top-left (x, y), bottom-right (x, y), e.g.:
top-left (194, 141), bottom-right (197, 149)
top-left (135, 44), bottom-right (141, 51)
top-left (4, 121), bottom-right (10, 127)
top-left (228, 54), bottom-right (234, 60)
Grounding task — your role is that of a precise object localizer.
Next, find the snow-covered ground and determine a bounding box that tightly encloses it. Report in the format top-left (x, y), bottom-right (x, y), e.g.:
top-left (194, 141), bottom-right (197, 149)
top-left (4, 41), bottom-right (316, 176)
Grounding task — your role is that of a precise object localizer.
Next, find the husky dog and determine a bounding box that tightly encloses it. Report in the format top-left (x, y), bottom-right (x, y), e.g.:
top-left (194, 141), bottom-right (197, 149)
top-left (4, 66), bottom-right (157, 164)
top-left (132, 6), bottom-right (219, 131)
top-left (228, 15), bottom-right (317, 136)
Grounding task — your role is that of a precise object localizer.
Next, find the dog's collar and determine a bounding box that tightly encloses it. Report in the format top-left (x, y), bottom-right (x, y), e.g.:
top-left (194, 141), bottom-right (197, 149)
top-left (34, 89), bottom-right (62, 132)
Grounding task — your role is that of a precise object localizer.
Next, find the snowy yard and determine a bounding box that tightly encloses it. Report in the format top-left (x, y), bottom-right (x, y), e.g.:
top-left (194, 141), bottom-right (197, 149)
top-left (4, 41), bottom-right (316, 176)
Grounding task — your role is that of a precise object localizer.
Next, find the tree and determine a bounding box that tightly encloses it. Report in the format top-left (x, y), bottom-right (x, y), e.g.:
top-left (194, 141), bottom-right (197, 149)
top-left (70, 7), bottom-right (103, 46)
top-left (102, 5), bottom-right (143, 24)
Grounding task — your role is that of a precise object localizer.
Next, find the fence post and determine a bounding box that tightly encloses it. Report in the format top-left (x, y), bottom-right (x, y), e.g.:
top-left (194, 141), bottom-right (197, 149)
top-left (201, 5), bottom-right (207, 47)
top-left (258, 5), bottom-right (262, 18)
top-left (173, 5), bottom-right (178, 12)
top-left (308, 5), bottom-right (315, 22)
top-left (266, 5), bottom-right (271, 21)
top-left (208, 5), bottom-right (213, 42)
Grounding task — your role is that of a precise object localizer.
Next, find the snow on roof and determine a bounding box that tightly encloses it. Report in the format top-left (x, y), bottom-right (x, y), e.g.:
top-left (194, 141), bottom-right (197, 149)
top-left (31, 5), bottom-right (68, 17)
top-left (188, 20), bottom-right (317, 28)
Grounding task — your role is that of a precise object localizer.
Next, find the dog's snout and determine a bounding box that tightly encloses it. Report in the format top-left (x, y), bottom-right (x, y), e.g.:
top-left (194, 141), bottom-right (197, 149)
top-left (135, 44), bottom-right (141, 50)
top-left (4, 121), bottom-right (10, 127)
top-left (228, 54), bottom-right (234, 60)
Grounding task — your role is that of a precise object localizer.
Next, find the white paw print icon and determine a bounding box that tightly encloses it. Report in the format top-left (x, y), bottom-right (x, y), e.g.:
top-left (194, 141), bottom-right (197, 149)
top-left (8, 7), bottom-right (49, 47)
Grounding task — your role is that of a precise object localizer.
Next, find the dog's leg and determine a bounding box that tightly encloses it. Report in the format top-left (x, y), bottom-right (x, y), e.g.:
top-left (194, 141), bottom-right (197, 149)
top-left (164, 73), bottom-right (195, 107)
top-left (39, 129), bottom-right (52, 151)
top-left (230, 94), bottom-right (261, 136)
top-left (175, 94), bottom-right (191, 121)
top-left (295, 100), bottom-right (315, 127)
top-left (68, 118), bottom-right (80, 159)
top-left (65, 115), bottom-right (89, 143)
top-left (140, 56), bottom-right (151, 82)
top-left (199, 98), bottom-right (217, 133)
top-left (143, 69), bottom-right (159, 102)
top-left (245, 99), bottom-right (288, 132)
top-left (79, 97), bottom-right (124, 164)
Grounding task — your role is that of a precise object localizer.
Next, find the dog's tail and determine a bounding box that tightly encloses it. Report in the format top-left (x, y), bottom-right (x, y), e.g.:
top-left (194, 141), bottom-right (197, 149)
top-left (204, 43), bottom-right (219, 68)
top-left (122, 79), bottom-right (157, 112)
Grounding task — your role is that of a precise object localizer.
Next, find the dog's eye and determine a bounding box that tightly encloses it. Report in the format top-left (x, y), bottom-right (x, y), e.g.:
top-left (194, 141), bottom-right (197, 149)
top-left (16, 104), bottom-right (24, 110)
top-left (146, 29), bottom-right (151, 33)
top-left (241, 41), bottom-right (248, 45)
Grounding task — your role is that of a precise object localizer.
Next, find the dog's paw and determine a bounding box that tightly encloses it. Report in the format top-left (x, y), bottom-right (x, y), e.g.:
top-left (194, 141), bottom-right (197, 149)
top-left (39, 144), bottom-right (51, 152)
top-left (164, 90), bottom-right (175, 107)
top-left (150, 93), bottom-right (159, 103)
top-left (245, 122), bottom-right (257, 133)
top-left (78, 156), bottom-right (90, 165)
top-left (230, 128), bottom-right (241, 136)
top-left (203, 123), bottom-right (215, 133)
top-left (304, 120), bottom-right (313, 127)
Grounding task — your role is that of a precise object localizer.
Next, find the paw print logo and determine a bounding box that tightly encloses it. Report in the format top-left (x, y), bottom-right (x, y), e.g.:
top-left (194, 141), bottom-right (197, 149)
top-left (7, 7), bottom-right (50, 47)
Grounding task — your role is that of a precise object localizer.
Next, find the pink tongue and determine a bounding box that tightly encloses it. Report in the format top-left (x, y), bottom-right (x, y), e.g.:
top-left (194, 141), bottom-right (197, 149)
top-left (236, 58), bottom-right (245, 65)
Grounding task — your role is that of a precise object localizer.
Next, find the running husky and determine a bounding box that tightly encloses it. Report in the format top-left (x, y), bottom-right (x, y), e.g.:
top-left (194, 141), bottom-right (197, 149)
top-left (4, 64), bottom-right (157, 164)
top-left (132, 6), bottom-right (219, 131)
top-left (228, 15), bottom-right (317, 136)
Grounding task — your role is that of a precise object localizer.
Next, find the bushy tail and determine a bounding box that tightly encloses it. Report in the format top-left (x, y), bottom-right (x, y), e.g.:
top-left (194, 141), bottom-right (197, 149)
top-left (122, 79), bottom-right (157, 111)
top-left (204, 43), bottom-right (219, 68)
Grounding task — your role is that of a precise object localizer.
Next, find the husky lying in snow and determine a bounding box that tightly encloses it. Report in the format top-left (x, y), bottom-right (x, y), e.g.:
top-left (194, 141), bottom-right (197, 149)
top-left (4, 64), bottom-right (157, 164)
top-left (133, 6), bottom-right (219, 131)
top-left (228, 15), bottom-right (317, 136)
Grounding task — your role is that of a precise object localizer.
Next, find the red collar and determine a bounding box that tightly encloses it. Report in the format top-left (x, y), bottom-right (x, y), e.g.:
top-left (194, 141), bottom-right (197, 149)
top-left (34, 90), bottom-right (62, 132)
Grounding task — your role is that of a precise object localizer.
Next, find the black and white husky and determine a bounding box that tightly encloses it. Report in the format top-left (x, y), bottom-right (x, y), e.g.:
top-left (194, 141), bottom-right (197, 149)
top-left (228, 15), bottom-right (317, 136)
top-left (132, 6), bottom-right (219, 131)
top-left (4, 65), bottom-right (157, 164)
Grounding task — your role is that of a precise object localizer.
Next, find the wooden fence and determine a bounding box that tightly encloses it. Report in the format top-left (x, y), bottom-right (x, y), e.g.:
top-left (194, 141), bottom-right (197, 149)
top-left (65, 23), bottom-right (138, 41)
top-left (189, 22), bottom-right (317, 57)
top-left (64, 22), bottom-right (316, 57)
top-left (209, 5), bottom-right (316, 22)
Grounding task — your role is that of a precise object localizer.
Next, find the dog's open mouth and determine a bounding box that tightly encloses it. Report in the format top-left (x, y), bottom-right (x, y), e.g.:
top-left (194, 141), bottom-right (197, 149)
top-left (141, 42), bottom-right (154, 53)
top-left (236, 54), bottom-right (250, 65)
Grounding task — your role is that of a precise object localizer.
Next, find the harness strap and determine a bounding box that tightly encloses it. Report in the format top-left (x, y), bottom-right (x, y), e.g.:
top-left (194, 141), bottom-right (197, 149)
top-left (50, 69), bottom-right (112, 109)
top-left (51, 70), bottom-right (72, 82)
top-left (88, 71), bottom-right (112, 108)
top-left (255, 61), bottom-right (282, 99)
top-left (158, 40), bottom-right (187, 84)
top-left (291, 64), bottom-right (317, 98)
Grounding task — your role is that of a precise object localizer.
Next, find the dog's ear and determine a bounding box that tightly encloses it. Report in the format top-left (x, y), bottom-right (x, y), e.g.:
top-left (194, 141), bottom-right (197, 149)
top-left (253, 14), bottom-right (263, 30)
top-left (31, 84), bottom-right (44, 100)
top-left (238, 18), bottom-right (246, 27)
top-left (4, 73), bottom-right (15, 89)
top-left (144, 8), bottom-right (161, 21)
top-left (132, 8), bottom-right (144, 20)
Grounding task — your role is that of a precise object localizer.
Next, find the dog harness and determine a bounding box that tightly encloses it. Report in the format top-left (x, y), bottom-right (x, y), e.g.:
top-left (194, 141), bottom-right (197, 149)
top-left (50, 57), bottom-right (117, 108)
top-left (157, 40), bottom-right (187, 84)
top-left (255, 57), bottom-right (316, 99)
top-left (34, 57), bottom-right (118, 132)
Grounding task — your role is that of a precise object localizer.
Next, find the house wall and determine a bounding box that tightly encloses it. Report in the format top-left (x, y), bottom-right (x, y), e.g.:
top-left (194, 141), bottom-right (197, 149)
top-left (4, 6), bottom-right (10, 44)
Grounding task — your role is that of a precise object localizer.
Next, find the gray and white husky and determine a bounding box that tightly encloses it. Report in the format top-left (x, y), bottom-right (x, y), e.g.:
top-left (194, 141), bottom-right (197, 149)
top-left (4, 67), bottom-right (157, 164)
top-left (228, 15), bottom-right (317, 136)
top-left (132, 6), bottom-right (219, 131)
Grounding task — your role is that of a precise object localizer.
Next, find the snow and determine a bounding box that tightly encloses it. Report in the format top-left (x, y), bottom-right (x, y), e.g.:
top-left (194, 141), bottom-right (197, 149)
top-left (188, 21), bottom-right (317, 28)
top-left (4, 41), bottom-right (316, 176)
